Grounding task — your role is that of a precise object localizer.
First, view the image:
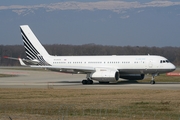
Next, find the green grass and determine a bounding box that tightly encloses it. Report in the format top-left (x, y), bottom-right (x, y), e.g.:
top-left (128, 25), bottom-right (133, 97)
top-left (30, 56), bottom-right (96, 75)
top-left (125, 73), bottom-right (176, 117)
top-left (0, 74), bottom-right (16, 77)
top-left (0, 89), bottom-right (179, 120)
top-left (138, 73), bottom-right (180, 83)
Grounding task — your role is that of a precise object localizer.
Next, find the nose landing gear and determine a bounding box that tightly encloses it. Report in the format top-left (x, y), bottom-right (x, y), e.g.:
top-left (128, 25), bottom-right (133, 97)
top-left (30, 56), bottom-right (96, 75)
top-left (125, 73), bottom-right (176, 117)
top-left (150, 74), bottom-right (156, 84)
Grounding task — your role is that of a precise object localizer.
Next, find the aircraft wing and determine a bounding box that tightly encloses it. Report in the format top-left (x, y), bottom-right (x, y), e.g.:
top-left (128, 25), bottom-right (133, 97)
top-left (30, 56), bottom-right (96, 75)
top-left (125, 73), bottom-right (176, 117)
top-left (30, 65), bottom-right (95, 73)
top-left (4, 56), bottom-right (95, 73)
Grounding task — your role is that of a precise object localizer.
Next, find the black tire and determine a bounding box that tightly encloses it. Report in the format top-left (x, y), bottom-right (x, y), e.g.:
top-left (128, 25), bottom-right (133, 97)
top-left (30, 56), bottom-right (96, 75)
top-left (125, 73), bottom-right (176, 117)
top-left (150, 81), bottom-right (155, 84)
top-left (87, 80), bottom-right (93, 84)
top-left (82, 80), bottom-right (87, 85)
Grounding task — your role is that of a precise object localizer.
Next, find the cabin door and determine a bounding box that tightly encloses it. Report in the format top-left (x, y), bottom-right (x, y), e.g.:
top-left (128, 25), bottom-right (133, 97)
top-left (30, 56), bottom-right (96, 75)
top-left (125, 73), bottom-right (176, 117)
top-left (148, 60), bottom-right (153, 68)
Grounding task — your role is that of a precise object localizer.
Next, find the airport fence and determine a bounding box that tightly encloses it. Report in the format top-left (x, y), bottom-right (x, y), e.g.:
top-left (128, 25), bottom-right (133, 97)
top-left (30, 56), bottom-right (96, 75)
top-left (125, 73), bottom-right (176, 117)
top-left (0, 103), bottom-right (180, 120)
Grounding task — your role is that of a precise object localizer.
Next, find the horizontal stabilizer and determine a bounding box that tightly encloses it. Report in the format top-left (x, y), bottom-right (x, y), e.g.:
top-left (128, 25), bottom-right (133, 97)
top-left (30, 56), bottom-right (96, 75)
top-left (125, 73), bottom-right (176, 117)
top-left (4, 56), bottom-right (40, 66)
top-left (18, 58), bottom-right (27, 66)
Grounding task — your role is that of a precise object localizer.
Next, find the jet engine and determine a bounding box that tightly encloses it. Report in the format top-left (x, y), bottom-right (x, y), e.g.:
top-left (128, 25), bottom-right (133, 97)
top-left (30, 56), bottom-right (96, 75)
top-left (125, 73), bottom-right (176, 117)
top-left (120, 74), bottom-right (145, 80)
top-left (90, 68), bottom-right (119, 82)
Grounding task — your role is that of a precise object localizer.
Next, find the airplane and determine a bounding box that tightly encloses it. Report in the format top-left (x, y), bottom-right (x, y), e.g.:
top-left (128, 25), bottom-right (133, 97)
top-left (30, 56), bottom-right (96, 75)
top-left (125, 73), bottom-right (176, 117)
top-left (5, 25), bottom-right (176, 85)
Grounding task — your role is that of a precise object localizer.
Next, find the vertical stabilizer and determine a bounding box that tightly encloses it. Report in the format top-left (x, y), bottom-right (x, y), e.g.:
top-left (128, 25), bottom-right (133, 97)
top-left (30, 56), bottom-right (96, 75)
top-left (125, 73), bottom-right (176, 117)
top-left (20, 25), bottom-right (50, 65)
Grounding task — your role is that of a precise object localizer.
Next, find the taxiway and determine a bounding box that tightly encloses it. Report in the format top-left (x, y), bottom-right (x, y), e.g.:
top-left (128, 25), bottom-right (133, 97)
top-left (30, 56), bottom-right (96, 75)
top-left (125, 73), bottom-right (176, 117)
top-left (0, 67), bottom-right (179, 89)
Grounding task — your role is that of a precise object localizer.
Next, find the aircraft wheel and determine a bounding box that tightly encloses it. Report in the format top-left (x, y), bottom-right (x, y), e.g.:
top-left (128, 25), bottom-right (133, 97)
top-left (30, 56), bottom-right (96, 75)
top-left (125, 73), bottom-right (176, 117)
top-left (150, 81), bottom-right (155, 84)
top-left (87, 80), bottom-right (93, 84)
top-left (82, 79), bottom-right (93, 85)
top-left (82, 80), bottom-right (87, 85)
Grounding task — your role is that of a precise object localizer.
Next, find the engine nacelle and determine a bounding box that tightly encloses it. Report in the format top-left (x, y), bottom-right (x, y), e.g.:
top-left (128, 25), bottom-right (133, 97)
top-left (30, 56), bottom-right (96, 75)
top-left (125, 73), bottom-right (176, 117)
top-left (120, 74), bottom-right (145, 80)
top-left (90, 68), bottom-right (119, 82)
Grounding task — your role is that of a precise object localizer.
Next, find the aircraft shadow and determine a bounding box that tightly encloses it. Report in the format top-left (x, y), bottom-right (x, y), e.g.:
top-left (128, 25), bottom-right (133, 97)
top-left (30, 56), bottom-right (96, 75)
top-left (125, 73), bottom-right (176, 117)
top-left (48, 80), bottom-right (142, 85)
top-left (48, 81), bottom-right (82, 84)
top-left (48, 80), bottom-right (180, 85)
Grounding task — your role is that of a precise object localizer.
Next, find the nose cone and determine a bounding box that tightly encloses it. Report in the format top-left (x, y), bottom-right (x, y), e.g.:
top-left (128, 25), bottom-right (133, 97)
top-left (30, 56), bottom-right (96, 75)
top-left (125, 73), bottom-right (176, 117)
top-left (170, 63), bottom-right (176, 72)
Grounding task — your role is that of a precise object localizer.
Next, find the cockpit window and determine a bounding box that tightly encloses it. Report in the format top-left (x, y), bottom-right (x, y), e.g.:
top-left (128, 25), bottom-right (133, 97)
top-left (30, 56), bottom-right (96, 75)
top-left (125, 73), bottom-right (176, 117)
top-left (160, 60), bottom-right (170, 63)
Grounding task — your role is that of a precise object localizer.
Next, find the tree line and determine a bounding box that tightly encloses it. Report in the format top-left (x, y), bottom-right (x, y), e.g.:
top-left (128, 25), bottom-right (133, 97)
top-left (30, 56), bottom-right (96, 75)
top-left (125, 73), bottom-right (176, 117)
top-left (1, 44), bottom-right (180, 66)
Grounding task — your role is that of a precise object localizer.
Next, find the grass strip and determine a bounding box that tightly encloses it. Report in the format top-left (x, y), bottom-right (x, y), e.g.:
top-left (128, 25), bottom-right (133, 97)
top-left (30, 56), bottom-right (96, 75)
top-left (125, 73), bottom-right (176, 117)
top-left (0, 89), bottom-right (179, 120)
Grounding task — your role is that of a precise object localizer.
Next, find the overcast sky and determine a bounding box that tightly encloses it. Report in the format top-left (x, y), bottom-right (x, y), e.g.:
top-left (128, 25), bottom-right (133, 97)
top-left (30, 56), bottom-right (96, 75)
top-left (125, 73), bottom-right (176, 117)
top-left (0, 0), bottom-right (180, 47)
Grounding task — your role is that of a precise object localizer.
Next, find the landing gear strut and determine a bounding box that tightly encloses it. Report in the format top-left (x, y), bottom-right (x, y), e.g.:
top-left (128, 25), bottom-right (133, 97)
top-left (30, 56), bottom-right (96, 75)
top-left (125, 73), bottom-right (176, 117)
top-left (150, 74), bottom-right (156, 84)
top-left (82, 78), bottom-right (93, 85)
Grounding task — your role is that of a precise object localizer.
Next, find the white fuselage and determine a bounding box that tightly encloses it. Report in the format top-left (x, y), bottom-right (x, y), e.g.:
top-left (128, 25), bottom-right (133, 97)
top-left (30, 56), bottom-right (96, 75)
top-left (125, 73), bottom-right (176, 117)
top-left (47, 55), bottom-right (175, 74)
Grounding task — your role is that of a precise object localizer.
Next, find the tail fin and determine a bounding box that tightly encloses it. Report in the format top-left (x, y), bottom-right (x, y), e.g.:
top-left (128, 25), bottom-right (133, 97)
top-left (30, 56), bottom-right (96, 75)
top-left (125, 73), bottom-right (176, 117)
top-left (20, 25), bottom-right (50, 65)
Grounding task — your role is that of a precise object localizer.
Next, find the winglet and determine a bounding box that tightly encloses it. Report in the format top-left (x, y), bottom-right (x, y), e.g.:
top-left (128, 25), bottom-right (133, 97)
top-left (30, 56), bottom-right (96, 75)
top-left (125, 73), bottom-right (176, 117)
top-left (18, 58), bottom-right (27, 66)
top-left (3, 56), bottom-right (8, 58)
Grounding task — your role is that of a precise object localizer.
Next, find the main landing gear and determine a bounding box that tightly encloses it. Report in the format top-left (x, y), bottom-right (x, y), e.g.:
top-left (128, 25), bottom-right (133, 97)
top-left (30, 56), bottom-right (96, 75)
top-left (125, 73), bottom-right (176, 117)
top-left (150, 74), bottom-right (156, 84)
top-left (82, 78), bottom-right (93, 85)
